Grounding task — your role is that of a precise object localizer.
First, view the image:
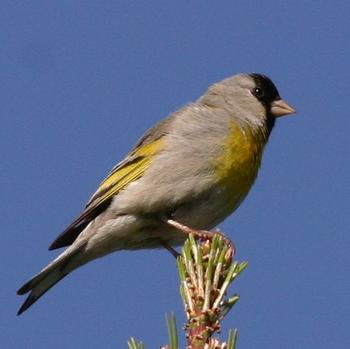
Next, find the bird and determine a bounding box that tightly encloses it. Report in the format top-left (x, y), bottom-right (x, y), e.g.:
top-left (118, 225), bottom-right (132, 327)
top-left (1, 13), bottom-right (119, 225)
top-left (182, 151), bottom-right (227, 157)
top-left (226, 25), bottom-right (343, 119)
top-left (17, 73), bottom-right (295, 315)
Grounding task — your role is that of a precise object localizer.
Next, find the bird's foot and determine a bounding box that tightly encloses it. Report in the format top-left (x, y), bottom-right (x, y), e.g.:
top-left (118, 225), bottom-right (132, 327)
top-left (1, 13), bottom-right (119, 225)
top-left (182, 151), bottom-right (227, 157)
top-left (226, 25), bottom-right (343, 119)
top-left (165, 219), bottom-right (235, 258)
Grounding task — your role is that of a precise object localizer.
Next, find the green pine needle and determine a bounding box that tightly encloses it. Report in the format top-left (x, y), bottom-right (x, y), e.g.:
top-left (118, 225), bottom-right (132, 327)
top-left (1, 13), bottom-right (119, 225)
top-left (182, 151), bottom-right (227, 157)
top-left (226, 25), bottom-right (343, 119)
top-left (166, 313), bottom-right (178, 349)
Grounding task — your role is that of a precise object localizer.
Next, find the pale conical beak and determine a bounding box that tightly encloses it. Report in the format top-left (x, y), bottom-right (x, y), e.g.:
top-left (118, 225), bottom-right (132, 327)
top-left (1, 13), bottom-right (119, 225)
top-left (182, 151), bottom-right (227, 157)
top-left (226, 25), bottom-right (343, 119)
top-left (270, 99), bottom-right (296, 117)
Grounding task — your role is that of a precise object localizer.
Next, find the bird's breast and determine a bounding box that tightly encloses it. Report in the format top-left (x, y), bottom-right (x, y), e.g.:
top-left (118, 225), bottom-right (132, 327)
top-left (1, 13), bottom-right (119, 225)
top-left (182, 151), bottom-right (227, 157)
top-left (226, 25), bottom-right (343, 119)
top-left (213, 121), bottom-right (267, 213)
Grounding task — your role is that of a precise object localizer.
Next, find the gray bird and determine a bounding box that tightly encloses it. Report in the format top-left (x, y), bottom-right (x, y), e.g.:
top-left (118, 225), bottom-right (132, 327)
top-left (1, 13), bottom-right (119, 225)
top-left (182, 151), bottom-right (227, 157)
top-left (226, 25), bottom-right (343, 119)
top-left (17, 73), bottom-right (295, 315)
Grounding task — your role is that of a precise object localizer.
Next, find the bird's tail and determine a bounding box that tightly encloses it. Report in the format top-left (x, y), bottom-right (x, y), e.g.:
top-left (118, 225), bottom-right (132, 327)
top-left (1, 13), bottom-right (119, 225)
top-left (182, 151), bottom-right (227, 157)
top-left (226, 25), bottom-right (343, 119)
top-left (17, 243), bottom-right (86, 315)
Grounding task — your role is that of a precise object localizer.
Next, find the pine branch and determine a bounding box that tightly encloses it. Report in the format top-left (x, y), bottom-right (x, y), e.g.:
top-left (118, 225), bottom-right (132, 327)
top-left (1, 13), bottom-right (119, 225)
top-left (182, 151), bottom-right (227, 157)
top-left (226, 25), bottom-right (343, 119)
top-left (128, 233), bottom-right (247, 349)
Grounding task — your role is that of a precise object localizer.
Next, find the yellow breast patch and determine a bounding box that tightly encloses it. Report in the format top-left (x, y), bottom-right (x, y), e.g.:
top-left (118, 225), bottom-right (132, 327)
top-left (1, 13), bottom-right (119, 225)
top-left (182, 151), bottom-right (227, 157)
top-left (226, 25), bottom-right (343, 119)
top-left (214, 120), bottom-right (268, 211)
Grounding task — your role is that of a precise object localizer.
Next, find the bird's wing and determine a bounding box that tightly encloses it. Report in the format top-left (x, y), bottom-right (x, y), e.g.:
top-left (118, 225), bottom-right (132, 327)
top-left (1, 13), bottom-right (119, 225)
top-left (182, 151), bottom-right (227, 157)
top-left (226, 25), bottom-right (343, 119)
top-left (86, 115), bottom-right (173, 207)
top-left (49, 133), bottom-right (166, 250)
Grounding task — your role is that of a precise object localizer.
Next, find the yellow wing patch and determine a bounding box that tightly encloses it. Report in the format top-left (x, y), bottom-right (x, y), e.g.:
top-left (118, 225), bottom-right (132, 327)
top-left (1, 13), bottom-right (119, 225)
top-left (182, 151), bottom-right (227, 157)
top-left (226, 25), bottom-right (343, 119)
top-left (88, 137), bottom-right (165, 209)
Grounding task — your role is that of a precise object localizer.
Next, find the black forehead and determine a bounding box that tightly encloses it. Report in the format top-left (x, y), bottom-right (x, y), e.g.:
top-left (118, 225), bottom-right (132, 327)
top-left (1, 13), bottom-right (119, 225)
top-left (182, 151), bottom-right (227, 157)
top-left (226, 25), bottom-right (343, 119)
top-left (249, 73), bottom-right (280, 100)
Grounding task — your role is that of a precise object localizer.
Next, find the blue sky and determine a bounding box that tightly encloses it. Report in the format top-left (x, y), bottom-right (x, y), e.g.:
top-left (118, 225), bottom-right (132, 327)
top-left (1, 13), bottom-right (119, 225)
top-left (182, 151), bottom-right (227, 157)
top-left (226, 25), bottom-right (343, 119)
top-left (1, 1), bottom-right (349, 348)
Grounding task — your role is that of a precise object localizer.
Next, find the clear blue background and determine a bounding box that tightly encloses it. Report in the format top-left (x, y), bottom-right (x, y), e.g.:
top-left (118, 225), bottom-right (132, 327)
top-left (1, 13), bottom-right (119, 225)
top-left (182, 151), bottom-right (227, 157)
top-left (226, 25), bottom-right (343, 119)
top-left (1, 2), bottom-right (349, 348)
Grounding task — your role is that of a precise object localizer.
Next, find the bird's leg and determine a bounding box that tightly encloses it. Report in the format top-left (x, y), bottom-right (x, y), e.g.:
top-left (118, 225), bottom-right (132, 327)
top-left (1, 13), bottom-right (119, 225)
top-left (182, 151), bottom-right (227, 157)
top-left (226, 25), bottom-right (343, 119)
top-left (160, 241), bottom-right (180, 258)
top-left (165, 219), bottom-right (195, 235)
top-left (165, 218), bottom-right (235, 258)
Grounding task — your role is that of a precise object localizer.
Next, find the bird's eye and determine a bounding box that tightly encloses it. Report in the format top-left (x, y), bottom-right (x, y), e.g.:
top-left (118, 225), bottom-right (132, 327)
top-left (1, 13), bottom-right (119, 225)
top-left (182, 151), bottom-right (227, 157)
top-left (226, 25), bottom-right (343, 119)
top-left (252, 87), bottom-right (264, 98)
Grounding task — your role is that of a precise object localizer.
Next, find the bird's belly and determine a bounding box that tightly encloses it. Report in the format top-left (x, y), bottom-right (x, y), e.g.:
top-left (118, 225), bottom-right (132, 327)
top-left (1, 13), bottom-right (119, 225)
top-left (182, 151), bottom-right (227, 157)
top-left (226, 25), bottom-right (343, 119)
top-left (171, 182), bottom-right (248, 232)
top-left (85, 177), bottom-right (253, 254)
